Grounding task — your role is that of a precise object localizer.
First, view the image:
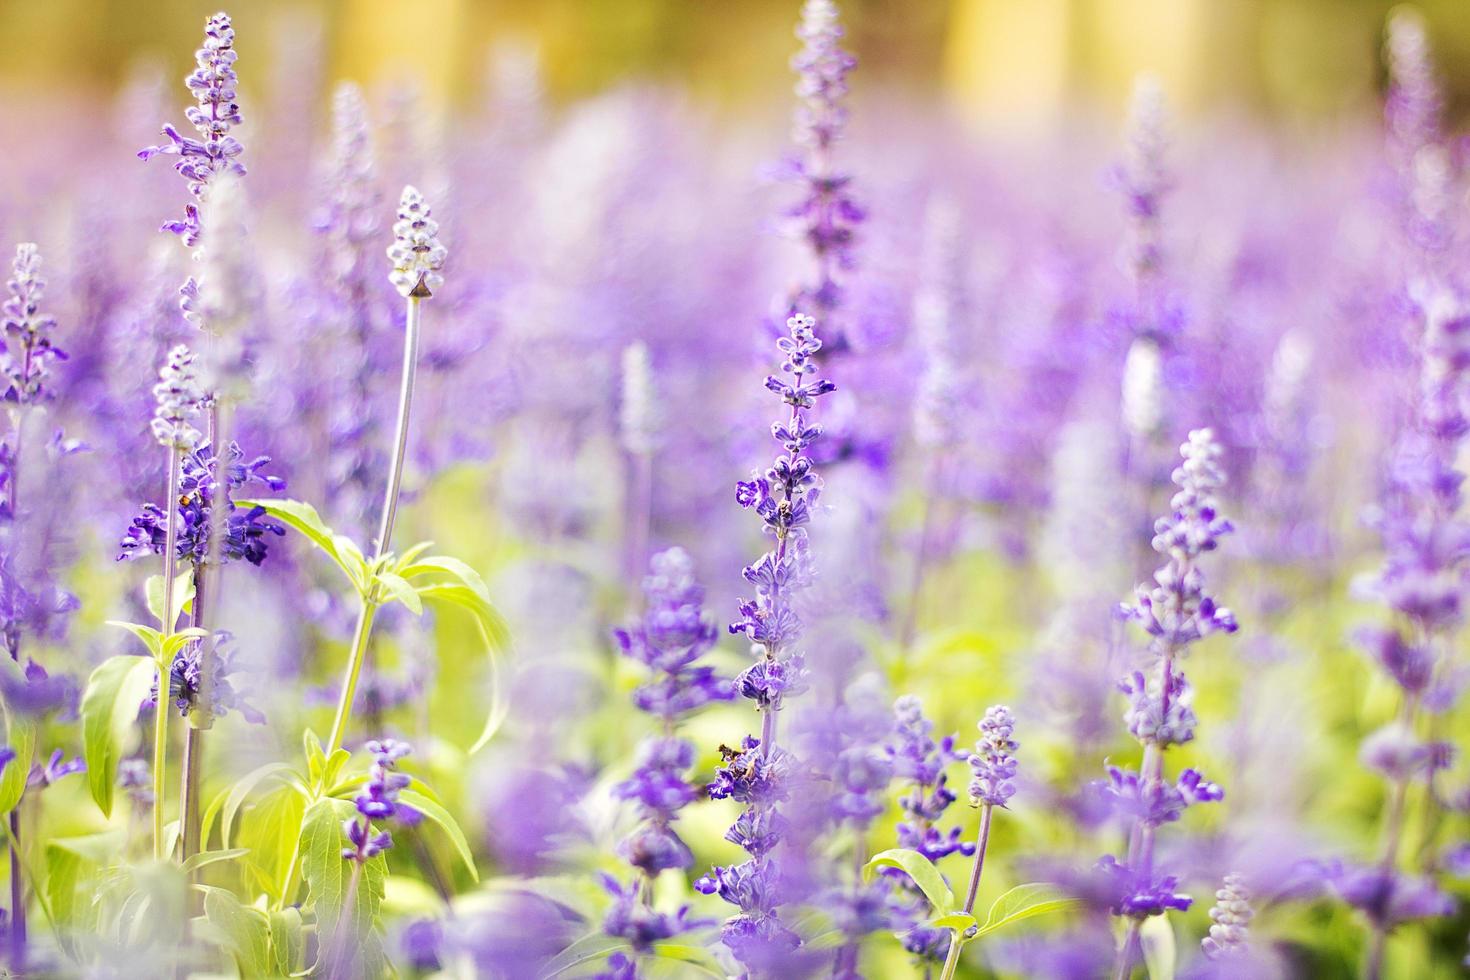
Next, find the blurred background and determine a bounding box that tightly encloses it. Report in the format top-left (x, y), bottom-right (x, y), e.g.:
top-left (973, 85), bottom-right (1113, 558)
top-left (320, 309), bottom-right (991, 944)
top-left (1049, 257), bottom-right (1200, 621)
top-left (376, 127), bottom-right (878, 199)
top-left (0, 0), bottom-right (1466, 128)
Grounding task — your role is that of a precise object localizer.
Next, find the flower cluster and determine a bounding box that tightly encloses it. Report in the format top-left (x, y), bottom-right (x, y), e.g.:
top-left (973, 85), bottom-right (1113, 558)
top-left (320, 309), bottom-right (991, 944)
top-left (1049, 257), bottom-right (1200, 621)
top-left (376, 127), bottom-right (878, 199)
top-left (150, 344), bottom-right (205, 452)
top-left (885, 696), bottom-right (972, 962)
top-left (387, 186), bottom-right (447, 298)
top-left (1096, 855), bottom-right (1193, 920)
top-left (1325, 863), bottom-right (1455, 931)
top-left (786, 0), bottom-right (863, 326)
top-left (1101, 429), bottom-right (1236, 969)
top-left (701, 311), bottom-right (834, 968)
top-left (118, 442), bottom-right (285, 567)
top-left (968, 704), bottom-right (1020, 808)
top-left (1114, 75), bottom-right (1170, 289)
top-left (343, 739), bottom-right (412, 862)
top-left (612, 548), bottom-right (730, 725)
top-left (317, 83), bottom-right (382, 292)
top-left (1200, 872), bottom-right (1253, 960)
top-left (601, 550), bottom-right (726, 974)
top-left (138, 12), bottom-right (245, 246)
top-left (164, 630), bottom-right (264, 725)
top-left (2, 244), bottom-right (66, 406)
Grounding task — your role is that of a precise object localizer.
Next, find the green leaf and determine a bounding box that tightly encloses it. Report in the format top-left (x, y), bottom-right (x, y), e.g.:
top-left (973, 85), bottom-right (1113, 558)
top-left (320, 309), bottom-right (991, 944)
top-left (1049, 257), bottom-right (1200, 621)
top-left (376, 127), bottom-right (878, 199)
top-left (301, 797), bottom-right (387, 978)
top-left (376, 572), bottom-right (423, 615)
top-left (145, 574), bottom-right (195, 631)
top-left (210, 762), bottom-right (302, 849)
top-left (269, 907), bottom-right (304, 976)
top-left (45, 833), bottom-right (118, 947)
top-left (303, 729), bottom-right (327, 785)
top-left (394, 541), bottom-right (434, 568)
top-left (203, 886), bottom-right (271, 976)
top-left (105, 621), bottom-right (163, 659)
top-left (182, 847), bottom-right (250, 874)
top-left (396, 789), bottom-right (478, 881)
top-left (80, 655), bottom-right (158, 817)
top-left (650, 942), bottom-right (733, 977)
top-left (972, 882), bottom-right (1087, 939)
top-left (1141, 913), bottom-right (1176, 980)
top-left (0, 656), bottom-right (34, 814)
top-left (414, 579), bottom-right (511, 753)
top-left (237, 498), bottom-right (363, 590)
top-left (537, 933), bottom-right (628, 979)
top-left (863, 849), bottom-right (954, 915)
top-left (238, 785), bottom-right (307, 903)
top-left (928, 911), bottom-right (977, 933)
top-left (161, 627), bottom-right (209, 660)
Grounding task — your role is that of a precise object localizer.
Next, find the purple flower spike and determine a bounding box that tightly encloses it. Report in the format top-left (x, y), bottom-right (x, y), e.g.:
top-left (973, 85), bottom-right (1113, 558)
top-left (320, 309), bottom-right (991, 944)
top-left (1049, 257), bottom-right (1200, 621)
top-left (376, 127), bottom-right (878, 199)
top-left (2, 244), bottom-right (66, 406)
top-left (342, 739), bottom-right (412, 863)
top-left (968, 705), bottom-right (1020, 808)
top-left (139, 12), bottom-right (245, 246)
top-left (118, 441), bottom-right (285, 568)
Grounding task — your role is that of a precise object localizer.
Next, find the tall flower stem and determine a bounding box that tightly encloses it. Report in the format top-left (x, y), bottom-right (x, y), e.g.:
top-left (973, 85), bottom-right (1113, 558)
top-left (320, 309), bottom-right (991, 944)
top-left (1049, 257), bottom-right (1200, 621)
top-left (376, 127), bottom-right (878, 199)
top-left (324, 291), bottom-right (420, 761)
top-left (5, 415), bottom-right (22, 961)
top-left (178, 399), bottom-right (225, 864)
top-left (938, 804), bottom-right (993, 980)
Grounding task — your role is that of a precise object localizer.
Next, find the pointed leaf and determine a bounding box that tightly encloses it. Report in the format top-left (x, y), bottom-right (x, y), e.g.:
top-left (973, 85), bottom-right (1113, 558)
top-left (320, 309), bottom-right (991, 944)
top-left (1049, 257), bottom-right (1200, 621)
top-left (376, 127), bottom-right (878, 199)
top-left (105, 621), bottom-right (164, 659)
top-left (213, 762), bottom-right (302, 849)
top-left (236, 498), bottom-right (362, 588)
top-left (270, 907), bottom-right (304, 976)
top-left (80, 655), bottom-right (157, 817)
top-left (204, 886), bottom-right (271, 976)
top-left (145, 574), bottom-right (195, 631)
top-left (863, 848), bottom-right (954, 915)
top-left (973, 882), bottom-right (1087, 939)
top-left (161, 627), bottom-right (209, 659)
top-left (396, 788), bottom-right (478, 881)
top-left (377, 572), bottom-right (423, 616)
top-left (414, 582), bottom-right (511, 753)
top-left (182, 847), bottom-right (250, 874)
top-left (927, 911), bottom-right (977, 933)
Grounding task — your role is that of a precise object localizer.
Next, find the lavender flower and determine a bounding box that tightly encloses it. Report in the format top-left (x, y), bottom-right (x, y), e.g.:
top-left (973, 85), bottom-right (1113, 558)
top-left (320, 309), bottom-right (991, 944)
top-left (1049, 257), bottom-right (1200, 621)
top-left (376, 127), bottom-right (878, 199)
top-left (342, 739), bottom-right (411, 862)
top-left (885, 696), bottom-right (972, 964)
top-left (164, 630), bottom-right (263, 724)
top-left (387, 186), bottom-right (447, 299)
top-left (1107, 429), bottom-right (1236, 977)
top-left (938, 707), bottom-right (1023, 980)
top-left (26, 749), bottom-right (84, 790)
top-left (785, 0), bottom-right (863, 332)
top-left (138, 12), bottom-right (245, 246)
top-left (968, 705), bottom-right (1019, 808)
top-left (318, 83), bottom-right (381, 291)
top-left (603, 550), bottom-right (726, 974)
top-left (1349, 35), bottom-right (1470, 966)
top-left (2, 245), bottom-right (67, 406)
top-left (149, 344), bottom-right (205, 452)
top-left (1115, 75), bottom-right (1170, 292)
top-left (117, 442), bottom-right (285, 567)
top-left (701, 311), bottom-right (835, 968)
top-left (1200, 873), bottom-right (1253, 961)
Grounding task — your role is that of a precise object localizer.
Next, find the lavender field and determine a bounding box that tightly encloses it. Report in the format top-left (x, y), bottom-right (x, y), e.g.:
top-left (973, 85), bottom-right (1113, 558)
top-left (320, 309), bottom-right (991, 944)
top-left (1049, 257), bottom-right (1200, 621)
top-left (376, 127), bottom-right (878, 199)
top-left (0, 1), bottom-right (1465, 977)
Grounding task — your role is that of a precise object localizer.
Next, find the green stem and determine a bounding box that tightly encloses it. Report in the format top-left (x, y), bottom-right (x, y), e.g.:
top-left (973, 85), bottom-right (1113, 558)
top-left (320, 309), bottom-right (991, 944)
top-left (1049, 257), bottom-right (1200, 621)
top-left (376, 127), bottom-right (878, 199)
top-left (152, 657), bottom-right (169, 862)
top-left (326, 292), bottom-right (419, 762)
top-left (938, 804), bottom-right (994, 980)
top-left (325, 602), bottom-right (381, 763)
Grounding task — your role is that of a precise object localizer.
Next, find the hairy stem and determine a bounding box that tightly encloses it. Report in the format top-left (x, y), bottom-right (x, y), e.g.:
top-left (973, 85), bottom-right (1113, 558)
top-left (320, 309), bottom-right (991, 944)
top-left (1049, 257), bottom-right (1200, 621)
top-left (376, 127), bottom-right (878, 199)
top-left (331, 294), bottom-right (421, 757)
top-left (939, 804), bottom-right (994, 980)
